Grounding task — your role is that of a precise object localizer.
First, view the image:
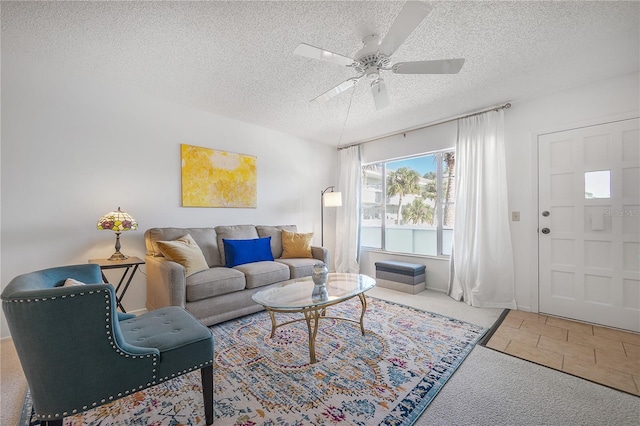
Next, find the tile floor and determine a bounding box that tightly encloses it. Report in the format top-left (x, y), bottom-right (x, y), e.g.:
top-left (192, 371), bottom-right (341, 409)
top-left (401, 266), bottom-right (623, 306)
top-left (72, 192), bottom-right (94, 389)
top-left (486, 310), bottom-right (640, 396)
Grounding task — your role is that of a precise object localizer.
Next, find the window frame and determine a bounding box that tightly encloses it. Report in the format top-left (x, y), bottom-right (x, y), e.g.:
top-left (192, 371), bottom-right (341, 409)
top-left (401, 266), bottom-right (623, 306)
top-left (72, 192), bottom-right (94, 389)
top-left (360, 148), bottom-right (455, 258)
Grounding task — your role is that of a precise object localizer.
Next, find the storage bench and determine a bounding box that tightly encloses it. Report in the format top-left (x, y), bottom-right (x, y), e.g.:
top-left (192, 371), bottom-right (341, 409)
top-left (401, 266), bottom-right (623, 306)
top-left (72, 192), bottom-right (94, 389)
top-left (375, 260), bottom-right (426, 294)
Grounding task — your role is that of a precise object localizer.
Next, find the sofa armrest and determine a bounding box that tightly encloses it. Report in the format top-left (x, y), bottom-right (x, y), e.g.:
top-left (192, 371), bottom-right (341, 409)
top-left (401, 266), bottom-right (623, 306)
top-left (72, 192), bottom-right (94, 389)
top-left (145, 255), bottom-right (187, 311)
top-left (311, 246), bottom-right (329, 268)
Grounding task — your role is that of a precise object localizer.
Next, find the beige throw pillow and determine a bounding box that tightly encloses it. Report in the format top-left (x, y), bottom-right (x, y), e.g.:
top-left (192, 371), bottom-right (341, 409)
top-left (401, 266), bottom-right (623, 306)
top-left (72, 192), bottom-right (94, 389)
top-left (280, 229), bottom-right (313, 259)
top-left (157, 234), bottom-right (209, 277)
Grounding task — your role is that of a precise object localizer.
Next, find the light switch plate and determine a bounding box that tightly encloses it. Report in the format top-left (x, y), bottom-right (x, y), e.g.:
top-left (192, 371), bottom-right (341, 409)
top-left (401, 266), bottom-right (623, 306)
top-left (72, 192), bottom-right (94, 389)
top-left (512, 211), bottom-right (520, 221)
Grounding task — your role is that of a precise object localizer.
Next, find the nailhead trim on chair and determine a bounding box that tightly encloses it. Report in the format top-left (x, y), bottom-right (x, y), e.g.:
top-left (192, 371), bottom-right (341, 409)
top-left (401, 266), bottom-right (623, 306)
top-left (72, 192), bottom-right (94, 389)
top-left (6, 289), bottom-right (212, 421)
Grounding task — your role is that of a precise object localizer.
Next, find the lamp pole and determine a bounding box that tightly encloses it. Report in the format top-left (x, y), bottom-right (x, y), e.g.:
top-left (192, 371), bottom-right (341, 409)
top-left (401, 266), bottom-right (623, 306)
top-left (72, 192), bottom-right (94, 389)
top-left (320, 186), bottom-right (335, 247)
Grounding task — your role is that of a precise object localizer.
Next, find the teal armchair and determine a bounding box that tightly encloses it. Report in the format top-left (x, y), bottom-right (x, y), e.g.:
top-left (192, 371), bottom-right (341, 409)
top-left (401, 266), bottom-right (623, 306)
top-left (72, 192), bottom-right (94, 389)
top-left (1, 264), bottom-right (214, 425)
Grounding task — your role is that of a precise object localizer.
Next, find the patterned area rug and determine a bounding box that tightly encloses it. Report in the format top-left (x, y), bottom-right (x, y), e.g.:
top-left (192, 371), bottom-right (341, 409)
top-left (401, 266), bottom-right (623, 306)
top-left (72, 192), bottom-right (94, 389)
top-left (21, 297), bottom-right (486, 425)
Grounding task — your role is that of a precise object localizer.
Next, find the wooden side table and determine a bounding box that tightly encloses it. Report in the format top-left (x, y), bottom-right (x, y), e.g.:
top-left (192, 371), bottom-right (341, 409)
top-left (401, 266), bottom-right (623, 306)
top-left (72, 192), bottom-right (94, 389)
top-left (89, 257), bottom-right (145, 313)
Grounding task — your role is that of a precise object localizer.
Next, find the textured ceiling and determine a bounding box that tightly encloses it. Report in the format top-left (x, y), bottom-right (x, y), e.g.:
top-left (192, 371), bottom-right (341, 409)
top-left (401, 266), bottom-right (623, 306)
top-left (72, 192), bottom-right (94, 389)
top-left (2, 1), bottom-right (639, 146)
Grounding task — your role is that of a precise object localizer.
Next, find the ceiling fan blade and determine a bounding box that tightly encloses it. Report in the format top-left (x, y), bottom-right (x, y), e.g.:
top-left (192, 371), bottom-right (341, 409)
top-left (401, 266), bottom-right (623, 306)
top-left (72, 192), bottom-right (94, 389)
top-left (379, 1), bottom-right (432, 56)
top-left (310, 78), bottom-right (359, 104)
top-left (294, 43), bottom-right (355, 67)
top-left (371, 79), bottom-right (391, 110)
top-left (393, 58), bottom-right (465, 74)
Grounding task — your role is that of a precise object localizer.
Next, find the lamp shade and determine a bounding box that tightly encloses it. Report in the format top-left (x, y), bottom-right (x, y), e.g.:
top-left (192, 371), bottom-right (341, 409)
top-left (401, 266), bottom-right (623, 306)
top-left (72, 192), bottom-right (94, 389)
top-left (97, 207), bottom-right (137, 261)
top-left (97, 207), bottom-right (138, 232)
top-left (323, 191), bottom-right (342, 207)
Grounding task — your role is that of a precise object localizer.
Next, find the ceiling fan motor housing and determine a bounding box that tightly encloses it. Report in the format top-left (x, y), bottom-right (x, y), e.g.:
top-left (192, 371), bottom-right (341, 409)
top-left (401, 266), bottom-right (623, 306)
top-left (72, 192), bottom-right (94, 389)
top-left (355, 36), bottom-right (391, 80)
top-left (357, 53), bottom-right (391, 80)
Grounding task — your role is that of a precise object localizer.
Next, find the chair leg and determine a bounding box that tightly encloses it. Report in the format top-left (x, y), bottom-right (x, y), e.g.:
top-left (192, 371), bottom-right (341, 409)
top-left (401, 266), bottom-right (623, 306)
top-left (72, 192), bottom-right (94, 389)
top-left (42, 420), bottom-right (63, 426)
top-left (201, 364), bottom-right (214, 425)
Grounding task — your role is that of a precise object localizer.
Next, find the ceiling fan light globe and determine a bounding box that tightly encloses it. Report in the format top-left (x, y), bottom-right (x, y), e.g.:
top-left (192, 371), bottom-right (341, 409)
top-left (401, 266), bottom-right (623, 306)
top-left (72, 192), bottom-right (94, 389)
top-left (371, 78), bottom-right (391, 110)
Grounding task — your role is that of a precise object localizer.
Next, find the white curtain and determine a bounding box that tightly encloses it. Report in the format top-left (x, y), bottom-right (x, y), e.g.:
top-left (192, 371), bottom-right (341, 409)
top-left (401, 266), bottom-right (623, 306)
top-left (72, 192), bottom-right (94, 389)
top-left (335, 145), bottom-right (361, 273)
top-left (448, 109), bottom-right (517, 308)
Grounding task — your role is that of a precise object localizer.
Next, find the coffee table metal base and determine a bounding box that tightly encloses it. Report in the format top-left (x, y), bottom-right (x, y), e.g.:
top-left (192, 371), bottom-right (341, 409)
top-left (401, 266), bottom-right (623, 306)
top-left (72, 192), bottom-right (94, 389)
top-left (264, 293), bottom-right (368, 364)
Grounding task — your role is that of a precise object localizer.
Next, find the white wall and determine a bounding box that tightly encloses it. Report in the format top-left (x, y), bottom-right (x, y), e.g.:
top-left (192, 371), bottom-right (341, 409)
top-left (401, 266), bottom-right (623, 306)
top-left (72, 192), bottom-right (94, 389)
top-left (506, 71), bottom-right (639, 311)
top-left (359, 72), bottom-right (640, 308)
top-left (0, 56), bottom-right (337, 338)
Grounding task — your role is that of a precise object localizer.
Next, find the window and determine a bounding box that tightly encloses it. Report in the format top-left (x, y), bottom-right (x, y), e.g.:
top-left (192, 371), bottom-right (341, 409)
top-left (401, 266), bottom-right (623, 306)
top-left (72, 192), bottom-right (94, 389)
top-left (361, 150), bottom-right (455, 256)
top-left (584, 170), bottom-right (611, 199)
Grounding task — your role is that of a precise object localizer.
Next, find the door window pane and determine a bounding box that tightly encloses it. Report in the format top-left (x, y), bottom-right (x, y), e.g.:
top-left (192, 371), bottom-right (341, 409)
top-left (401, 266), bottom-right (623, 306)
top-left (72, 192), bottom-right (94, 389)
top-left (585, 170), bottom-right (611, 199)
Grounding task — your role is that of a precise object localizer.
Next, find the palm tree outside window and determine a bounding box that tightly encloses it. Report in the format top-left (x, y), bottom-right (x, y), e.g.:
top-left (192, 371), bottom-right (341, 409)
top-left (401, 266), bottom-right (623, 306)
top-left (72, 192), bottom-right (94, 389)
top-left (360, 149), bottom-right (455, 256)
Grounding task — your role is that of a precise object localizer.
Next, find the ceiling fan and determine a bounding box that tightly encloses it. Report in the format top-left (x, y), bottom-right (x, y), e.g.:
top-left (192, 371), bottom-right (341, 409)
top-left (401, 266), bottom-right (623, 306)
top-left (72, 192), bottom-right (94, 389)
top-left (293, 1), bottom-right (465, 110)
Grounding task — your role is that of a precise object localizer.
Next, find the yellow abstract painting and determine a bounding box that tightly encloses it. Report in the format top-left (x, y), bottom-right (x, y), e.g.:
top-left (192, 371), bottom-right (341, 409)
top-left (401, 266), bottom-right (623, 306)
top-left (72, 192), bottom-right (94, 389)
top-left (181, 144), bottom-right (257, 208)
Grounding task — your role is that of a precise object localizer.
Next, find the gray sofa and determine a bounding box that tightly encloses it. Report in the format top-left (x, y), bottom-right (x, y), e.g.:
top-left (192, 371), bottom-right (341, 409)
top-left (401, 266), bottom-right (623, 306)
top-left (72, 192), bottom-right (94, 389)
top-left (144, 225), bottom-right (328, 326)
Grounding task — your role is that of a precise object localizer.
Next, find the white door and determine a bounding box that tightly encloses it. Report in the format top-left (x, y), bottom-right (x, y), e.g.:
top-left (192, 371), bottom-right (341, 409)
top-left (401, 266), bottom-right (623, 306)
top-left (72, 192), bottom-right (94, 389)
top-left (538, 118), bottom-right (640, 332)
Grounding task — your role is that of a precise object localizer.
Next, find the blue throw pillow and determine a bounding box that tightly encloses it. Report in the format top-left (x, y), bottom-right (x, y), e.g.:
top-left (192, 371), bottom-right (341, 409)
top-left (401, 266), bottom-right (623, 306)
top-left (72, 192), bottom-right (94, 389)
top-left (223, 237), bottom-right (274, 267)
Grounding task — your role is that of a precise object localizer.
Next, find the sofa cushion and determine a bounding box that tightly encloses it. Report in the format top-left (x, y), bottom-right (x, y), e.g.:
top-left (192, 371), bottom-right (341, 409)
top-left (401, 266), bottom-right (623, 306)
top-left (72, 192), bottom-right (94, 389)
top-left (145, 228), bottom-right (222, 267)
top-left (233, 261), bottom-right (290, 289)
top-left (157, 234), bottom-right (210, 277)
top-left (275, 258), bottom-right (320, 279)
top-left (256, 225), bottom-right (297, 258)
top-left (185, 267), bottom-right (246, 302)
top-left (215, 225), bottom-right (259, 266)
top-left (281, 229), bottom-right (313, 259)
top-left (222, 237), bottom-right (274, 267)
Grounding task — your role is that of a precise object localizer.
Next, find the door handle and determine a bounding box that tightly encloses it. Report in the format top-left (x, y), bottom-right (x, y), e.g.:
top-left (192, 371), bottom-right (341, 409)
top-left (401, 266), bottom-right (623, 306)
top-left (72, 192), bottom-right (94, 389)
top-left (542, 211), bottom-right (550, 217)
top-left (541, 228), bottom-right (550, 234)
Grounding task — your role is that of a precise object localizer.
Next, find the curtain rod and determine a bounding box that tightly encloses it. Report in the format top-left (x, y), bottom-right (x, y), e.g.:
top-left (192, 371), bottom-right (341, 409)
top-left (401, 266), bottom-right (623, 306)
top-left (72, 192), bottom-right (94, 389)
top-left (337, 102), bottom-right (512, 151)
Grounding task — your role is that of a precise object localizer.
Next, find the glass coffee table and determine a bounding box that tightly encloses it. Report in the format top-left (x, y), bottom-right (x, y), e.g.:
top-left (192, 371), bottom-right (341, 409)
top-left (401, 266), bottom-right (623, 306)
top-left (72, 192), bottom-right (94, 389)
top-left (252, 273), bottom-right (376, 364)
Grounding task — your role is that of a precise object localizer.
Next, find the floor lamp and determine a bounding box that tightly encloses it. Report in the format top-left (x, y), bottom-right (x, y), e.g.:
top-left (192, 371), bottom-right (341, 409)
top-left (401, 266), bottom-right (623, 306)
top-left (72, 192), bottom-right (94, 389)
top-left (321, 186), bottom-right (342, 246)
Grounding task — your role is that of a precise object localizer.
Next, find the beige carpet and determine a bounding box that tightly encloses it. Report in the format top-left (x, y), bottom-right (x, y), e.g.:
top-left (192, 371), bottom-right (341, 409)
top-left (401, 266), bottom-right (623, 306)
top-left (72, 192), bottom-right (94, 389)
top-left (1, 338), bottom-right (27, 425)
top-left (484, 309), bottom-right (640, 396)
